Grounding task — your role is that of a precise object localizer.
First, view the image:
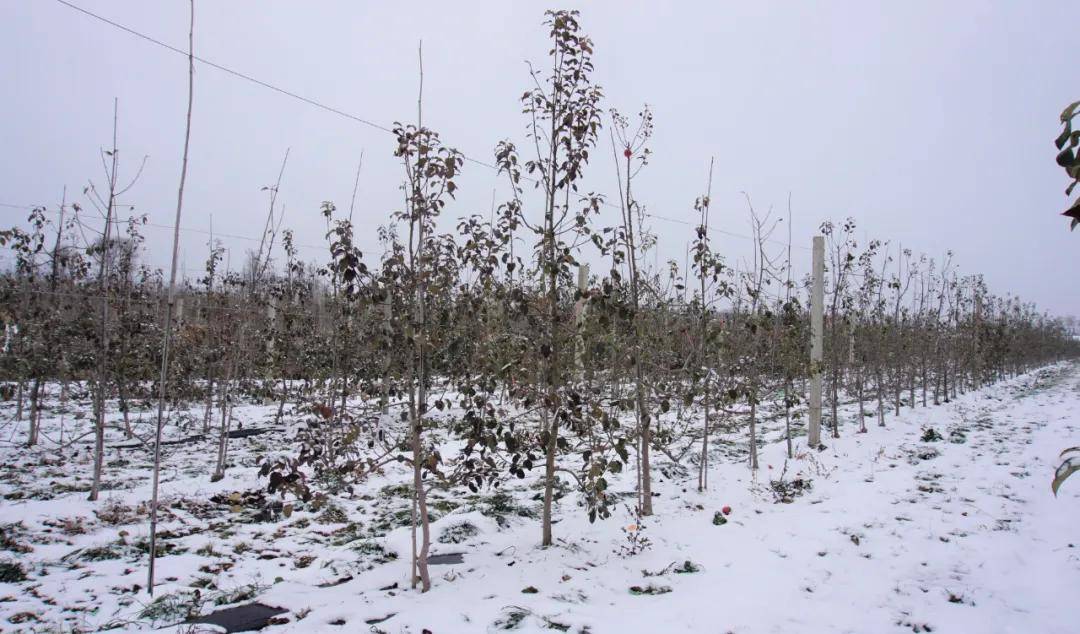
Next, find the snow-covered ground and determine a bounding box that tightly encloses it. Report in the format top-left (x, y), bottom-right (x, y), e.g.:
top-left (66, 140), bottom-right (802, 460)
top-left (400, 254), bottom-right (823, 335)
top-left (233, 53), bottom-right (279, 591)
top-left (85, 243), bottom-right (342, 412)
top-left (2, 363), bottom-right (1080, 633)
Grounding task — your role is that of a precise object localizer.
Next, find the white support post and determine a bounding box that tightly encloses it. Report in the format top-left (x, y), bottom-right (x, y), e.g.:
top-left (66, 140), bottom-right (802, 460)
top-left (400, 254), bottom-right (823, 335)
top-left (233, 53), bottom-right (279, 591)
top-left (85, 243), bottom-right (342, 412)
top-left (266, 297), bottom-right (277, 355)
top-left (174, 296), bottom-right (184, 325)
top-left (808, 236), bottom-right (825, 448)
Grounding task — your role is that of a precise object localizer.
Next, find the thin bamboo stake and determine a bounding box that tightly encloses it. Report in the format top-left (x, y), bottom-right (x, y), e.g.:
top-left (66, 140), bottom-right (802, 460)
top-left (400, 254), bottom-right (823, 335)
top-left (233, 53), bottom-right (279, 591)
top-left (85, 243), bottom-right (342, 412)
top-left (148, 0), bottom-right (194, 596)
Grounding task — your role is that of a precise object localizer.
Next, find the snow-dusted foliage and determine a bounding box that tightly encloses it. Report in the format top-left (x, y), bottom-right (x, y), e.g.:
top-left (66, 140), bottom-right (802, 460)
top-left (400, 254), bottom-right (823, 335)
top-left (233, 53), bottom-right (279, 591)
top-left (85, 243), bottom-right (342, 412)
top-left (1, 8), bottom-right (1079, 633)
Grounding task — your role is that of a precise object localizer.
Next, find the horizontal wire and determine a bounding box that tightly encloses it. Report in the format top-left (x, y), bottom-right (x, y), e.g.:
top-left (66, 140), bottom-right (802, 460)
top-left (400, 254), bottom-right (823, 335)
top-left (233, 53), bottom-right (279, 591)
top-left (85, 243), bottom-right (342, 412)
top-left (48, 0), bottom-right (783, 249)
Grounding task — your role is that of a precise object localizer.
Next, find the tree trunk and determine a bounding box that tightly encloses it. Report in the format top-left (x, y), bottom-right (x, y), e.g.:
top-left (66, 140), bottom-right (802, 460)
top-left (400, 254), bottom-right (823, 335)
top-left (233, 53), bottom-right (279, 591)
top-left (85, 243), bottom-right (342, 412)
top-left (410, 411), bottom-right (431, 591)
top-left (908, 368), bottom-right (915, 410)
top-left (876, 369), bottom-right (885, 427)
top-left (203, 366), bottom-right (215, 434)
top-left (275, 378), bottom-right (287, 426)
top-left (88, 387), bottom-right (106, 501)
top-left (542, 405), bottom-right (557, 546)
top-left (15, 379), bottom-right (24, 422)
top-left (118, 382), bottom-right (133, 439)
top-left (857, 371), bottom-right (866, 433)
top-left (212, 386), bottom-right (231, 482)
top-left (830, 368), bottom-right (840, 438)
top-left (211, 357), bottom-right (236, 482)
top-left (943, 362), bottom-right (950, 403)
top-left (893, 367), bottom-right (901, 416)
top-left (89, 98), bottom-right (119, 503)
top-left (540, 157), bottom-right (561, 546)
top-left (699, 374), bottom-right (711, 489)
top-left (783, 379), bottom-right (793, 458)
top-left (748, 397), bottom-right (759, 470)
top-left (28, 378), bottom-right (41, 446)
top-left (921, 361), bottom-right (928, 407)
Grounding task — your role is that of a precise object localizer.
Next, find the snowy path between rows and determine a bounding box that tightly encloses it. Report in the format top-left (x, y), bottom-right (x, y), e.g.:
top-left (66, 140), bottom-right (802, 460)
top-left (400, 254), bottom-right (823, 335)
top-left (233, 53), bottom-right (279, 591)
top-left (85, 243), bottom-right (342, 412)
top-left (2, 364), bottom-right (1079, 633)
top-left (256, 364), bottom-right (1080, 633)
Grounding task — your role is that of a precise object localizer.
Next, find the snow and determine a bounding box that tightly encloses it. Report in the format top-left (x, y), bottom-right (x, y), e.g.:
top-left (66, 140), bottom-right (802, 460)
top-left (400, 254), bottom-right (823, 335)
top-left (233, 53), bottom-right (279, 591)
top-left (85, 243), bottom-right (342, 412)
top-left (2, 364), bottom-right (1080, 633)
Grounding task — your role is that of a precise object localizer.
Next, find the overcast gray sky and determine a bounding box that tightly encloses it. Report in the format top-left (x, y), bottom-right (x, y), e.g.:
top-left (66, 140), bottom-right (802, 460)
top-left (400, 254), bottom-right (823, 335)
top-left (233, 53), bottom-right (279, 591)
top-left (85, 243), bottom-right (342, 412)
top-left (2, 1), bottom-right (1077, 314)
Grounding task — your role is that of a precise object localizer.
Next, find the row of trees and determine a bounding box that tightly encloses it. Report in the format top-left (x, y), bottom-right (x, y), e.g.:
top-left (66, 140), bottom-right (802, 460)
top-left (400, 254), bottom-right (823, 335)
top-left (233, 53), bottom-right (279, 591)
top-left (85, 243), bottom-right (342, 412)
top-left (1, 9), bottom-right (1076, 594)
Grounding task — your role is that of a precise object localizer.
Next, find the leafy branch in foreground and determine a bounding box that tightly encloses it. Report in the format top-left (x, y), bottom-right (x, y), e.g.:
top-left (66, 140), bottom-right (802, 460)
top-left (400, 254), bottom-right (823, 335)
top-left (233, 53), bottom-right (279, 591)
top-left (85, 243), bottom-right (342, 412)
top-left (1055, 100), bottom-right (1080, 229)
top-left (1053, 446), bottom-right (1080, 496)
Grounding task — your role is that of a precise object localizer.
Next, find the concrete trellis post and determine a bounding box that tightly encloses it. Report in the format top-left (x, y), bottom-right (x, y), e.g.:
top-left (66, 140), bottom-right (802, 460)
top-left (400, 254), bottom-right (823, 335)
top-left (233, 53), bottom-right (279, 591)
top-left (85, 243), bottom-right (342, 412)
top-left (174, 296), bottom-right (184, 326)
top-left (314, 286), bottom-right (325, 330)
top-left (266, 298), bottom-right (277, 355)
top-left (808, 236), bottom-right (825, 448)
